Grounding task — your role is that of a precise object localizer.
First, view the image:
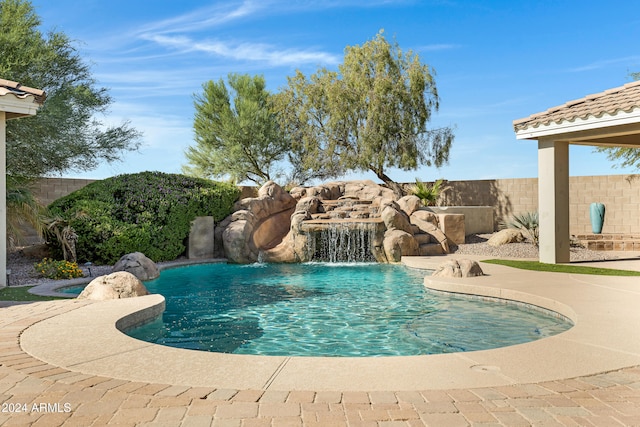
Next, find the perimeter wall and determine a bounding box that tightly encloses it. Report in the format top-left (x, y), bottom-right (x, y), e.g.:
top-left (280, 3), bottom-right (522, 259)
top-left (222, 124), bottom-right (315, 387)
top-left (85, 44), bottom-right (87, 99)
top-left (29, 174), bottom-right (640, 238)
top-left (432, 174), bottom-right (640, 235)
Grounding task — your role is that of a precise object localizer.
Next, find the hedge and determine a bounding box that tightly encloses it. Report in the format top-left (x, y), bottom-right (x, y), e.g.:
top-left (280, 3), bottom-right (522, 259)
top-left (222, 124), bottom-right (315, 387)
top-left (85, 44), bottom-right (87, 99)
top-left (47, 171), bottom-right (240, 264)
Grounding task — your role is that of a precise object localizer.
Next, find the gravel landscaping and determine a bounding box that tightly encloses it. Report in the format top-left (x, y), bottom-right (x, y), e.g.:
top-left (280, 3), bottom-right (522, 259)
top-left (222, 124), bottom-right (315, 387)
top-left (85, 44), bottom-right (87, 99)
top-left (450, 233), bottom-right (616, 261)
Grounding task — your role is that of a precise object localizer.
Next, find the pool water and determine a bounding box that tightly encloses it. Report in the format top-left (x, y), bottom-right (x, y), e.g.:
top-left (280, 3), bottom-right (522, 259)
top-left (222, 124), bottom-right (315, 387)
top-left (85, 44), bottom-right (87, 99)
top-left (126, 262), bottom-right (572, 357)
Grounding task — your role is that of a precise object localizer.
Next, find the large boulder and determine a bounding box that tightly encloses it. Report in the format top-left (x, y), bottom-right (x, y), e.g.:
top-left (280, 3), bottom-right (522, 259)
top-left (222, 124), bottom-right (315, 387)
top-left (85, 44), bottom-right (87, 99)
top-left (432, 259), bottom-right (484, 278)
top-left (112, 252), bottom-right (160, 281)
top-left (488, 229), bottom-right (525, 246)
top-left (77, 272), bottom-right (149, 300)
top-left (383, 229), bottom-right (419, 263)
top-left (380, 200), bottom-right (413, 234)
top-left (397, 195), bottom-right (423, 217)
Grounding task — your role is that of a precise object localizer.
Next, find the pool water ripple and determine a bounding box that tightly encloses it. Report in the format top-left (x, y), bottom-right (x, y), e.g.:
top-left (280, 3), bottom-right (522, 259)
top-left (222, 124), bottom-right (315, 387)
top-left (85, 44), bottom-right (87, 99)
top-left (125, 262), bottom-right (573, 357)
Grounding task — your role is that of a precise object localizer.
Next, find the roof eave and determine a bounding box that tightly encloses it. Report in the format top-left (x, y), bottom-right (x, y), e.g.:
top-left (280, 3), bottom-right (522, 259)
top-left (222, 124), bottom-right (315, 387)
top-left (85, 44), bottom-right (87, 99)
top-left (515, 108), bottom-right (640, 141)
top-left (0, 94), bottom-right (42, 120)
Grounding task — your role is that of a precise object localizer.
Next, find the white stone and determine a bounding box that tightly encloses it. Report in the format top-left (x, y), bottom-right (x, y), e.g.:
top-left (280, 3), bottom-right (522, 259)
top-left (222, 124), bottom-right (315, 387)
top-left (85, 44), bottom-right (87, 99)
top-left (77, 271), bottom-right (149, 300)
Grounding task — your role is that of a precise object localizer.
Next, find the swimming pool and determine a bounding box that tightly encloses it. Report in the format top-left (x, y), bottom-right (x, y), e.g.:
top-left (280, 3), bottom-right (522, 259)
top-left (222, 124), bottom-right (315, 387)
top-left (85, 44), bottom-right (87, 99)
top-left (125, 262), bottom-right (573, 357)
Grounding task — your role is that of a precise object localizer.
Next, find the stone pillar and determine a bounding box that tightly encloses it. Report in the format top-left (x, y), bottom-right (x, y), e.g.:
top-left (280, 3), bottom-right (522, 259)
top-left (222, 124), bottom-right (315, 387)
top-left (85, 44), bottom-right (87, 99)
top-left (538, 139), bottom-right (570, 264)
top-left (188, 216), bottom-right (215, 259)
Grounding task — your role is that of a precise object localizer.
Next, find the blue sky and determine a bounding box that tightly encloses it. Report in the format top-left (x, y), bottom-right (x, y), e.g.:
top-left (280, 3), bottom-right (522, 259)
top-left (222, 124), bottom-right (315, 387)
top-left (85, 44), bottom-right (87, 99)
top-left (30, 0), bottom-right (640, 184)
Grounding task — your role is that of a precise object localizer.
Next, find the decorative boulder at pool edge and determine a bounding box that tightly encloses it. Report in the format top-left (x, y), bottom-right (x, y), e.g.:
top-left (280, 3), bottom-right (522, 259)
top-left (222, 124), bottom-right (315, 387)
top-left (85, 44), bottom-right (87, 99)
top-left (112, 252), bottom-right (160, 281)
top-left (77, 272), bottom-right (149, 300)
top-left (432, 259), bottom-right (484, 278)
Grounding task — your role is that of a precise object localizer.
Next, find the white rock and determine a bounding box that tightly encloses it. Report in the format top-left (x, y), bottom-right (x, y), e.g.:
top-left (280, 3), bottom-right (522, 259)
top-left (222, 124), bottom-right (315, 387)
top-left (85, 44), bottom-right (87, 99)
top-left (77, 271), bottom-right (149, 300)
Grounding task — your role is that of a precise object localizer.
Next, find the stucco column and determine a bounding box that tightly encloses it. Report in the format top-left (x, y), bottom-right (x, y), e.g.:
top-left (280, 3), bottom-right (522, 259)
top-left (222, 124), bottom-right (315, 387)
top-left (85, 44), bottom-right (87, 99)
top-left (0, 111), bottom-right (6, 287)
top-left (538, 138), bottom-right (570, 264)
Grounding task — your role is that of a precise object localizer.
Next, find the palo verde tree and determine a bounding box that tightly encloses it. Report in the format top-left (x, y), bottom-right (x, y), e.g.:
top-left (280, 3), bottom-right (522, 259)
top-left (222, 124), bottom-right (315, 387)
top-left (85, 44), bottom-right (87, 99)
top-left (0, 0), bottom-right (141, 179)
top-left (275, 30), bottom-right (454, 196)
top-left (184, 73), bottom-right (288, 185)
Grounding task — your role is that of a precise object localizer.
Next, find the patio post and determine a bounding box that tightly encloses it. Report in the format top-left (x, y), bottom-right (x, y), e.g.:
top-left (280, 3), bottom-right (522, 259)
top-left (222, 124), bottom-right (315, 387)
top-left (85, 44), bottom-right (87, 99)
top-left (538, 138), bottom-right (570, 264)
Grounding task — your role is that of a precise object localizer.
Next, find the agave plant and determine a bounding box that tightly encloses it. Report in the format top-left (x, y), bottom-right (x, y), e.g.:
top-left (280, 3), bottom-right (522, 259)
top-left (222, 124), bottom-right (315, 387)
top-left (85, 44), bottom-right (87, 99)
top-left (503, 211), bottom-right (539, 246)
top-left (411, 178), bottom-right (446, 206)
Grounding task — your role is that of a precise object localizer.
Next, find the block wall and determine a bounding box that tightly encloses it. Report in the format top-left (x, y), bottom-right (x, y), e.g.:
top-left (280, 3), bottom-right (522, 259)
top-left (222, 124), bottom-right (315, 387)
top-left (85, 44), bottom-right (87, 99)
top-left (432, 175), bottom-right (640, 235)
top-left (32, 178), bottom-right (96, 206)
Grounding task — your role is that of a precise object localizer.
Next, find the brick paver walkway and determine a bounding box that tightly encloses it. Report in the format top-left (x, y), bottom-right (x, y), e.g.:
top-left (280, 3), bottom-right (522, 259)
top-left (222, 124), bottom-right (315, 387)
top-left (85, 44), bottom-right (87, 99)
top-left (2, 301), bottom-right (640, 426)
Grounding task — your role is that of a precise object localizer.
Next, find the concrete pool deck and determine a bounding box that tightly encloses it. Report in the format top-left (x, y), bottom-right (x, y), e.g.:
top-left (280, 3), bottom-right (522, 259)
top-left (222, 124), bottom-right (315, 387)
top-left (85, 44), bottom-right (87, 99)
top-left (2, 254), bottom-right (640, 425)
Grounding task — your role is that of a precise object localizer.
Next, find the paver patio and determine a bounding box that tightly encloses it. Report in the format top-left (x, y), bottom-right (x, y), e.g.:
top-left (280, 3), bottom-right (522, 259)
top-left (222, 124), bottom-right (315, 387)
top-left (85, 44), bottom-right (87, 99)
top-left (1, 255), bottom-right (640, 426)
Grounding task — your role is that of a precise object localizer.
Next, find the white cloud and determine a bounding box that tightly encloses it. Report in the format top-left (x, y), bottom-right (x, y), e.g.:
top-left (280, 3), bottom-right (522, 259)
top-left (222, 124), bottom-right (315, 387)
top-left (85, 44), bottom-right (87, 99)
top-left (142, 34), bottom-right (340, 66)
top-left (567, 56), bottom-right (640, 73)
top-left (418, 43), bottom-right (462, 52)
top-left (136, 1), bottom-right (264, 35)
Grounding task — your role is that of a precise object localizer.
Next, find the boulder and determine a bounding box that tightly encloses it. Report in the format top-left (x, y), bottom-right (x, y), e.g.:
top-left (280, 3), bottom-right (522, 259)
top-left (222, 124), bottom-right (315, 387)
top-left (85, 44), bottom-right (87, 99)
top-left (380, 201), bottom-right (413, 234)
top-left (397, 195), bottom-right (423, 216)
top-left (410, 210), bottom-right (439, 229)
top-left (77, 271), bottom-right (149, 300)
top-left (112, 252), bottom-right (159, 281)
top-left (432, 259), bottom-right (484, 278)
top-left (488, 229), bottom-right (525, 246)
top-left (295, 196), bottom-right (321, 214)
top-left (383, 229), bottom-right (419, 263)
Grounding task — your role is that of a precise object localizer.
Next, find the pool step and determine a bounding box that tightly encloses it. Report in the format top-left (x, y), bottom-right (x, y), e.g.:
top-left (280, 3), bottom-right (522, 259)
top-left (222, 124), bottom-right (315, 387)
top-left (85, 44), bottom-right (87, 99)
top-left (575, 234), bottom-right (640, 251)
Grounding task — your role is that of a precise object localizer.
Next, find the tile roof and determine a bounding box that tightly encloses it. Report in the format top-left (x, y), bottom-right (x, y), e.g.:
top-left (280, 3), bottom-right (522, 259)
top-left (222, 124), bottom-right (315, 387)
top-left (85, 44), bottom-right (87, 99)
top-left (0, 78), bottom-right (46, 104)
top-left (513, 80), bottom-right (640, 132)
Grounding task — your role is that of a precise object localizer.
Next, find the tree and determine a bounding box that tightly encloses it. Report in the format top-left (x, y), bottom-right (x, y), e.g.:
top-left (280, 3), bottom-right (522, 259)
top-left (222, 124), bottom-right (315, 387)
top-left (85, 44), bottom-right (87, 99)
top-left (275, 30), bottom-right (454, 196)
top-left (0, 0), bottom-right (141, 179)
top-left (184, 73), bottom-right (289, 185)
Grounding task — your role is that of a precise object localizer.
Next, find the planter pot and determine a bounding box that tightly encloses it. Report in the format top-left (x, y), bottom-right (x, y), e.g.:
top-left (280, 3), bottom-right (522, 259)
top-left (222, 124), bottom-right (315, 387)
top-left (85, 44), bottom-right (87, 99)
top-left (590, 202), bottom-right (605, 234)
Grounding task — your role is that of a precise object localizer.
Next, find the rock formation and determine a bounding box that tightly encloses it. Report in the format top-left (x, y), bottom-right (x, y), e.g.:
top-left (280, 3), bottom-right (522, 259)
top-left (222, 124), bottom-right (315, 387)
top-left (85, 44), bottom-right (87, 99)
top-left (219, 180), bottom-right (461, 263)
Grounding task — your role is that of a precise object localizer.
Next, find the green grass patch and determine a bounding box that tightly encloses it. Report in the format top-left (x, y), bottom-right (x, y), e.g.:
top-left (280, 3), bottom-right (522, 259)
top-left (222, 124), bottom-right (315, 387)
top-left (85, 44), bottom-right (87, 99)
top-left (0, 286), bottom-right (65, 301)
top-left (481, 259), bottom-right (640, 276)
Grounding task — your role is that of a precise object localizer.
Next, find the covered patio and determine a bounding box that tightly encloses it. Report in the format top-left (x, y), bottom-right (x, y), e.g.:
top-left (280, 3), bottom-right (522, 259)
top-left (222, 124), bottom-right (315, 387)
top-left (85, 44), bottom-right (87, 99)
top-left (514, 80), bottom-right (640, 263)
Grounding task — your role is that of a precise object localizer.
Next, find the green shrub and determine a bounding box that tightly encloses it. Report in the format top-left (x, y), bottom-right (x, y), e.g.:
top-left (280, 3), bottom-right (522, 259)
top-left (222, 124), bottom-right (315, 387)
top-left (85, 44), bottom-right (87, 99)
top-left (47, 172), bottom-right (240, 264)
top-left (410, 178), bottom-right (445, 206)
top-left (35, 258), bottom-right (84, 280)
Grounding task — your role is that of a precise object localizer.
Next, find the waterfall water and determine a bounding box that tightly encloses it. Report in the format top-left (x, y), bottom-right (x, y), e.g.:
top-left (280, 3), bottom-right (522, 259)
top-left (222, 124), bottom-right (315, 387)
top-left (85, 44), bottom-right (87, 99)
top-left (307, 223), bottom-right (376, 262)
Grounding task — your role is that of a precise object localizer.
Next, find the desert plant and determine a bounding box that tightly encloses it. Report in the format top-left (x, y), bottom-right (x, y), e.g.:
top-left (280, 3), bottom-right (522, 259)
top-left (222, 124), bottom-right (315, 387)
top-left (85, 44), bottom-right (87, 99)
top-left (502, 211), bottom-right (539, 246)
top-left (42, 214), bottom-right (84, 262)
top-left (411, 178), bottom-right (445, 206)
top-left (34, 258), bottom-right (83, 280)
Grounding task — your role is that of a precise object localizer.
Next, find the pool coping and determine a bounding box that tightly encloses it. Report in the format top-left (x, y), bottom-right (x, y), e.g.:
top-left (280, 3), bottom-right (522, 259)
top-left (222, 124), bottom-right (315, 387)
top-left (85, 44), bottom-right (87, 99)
top-left (18, 254), bottom-right (640, 391)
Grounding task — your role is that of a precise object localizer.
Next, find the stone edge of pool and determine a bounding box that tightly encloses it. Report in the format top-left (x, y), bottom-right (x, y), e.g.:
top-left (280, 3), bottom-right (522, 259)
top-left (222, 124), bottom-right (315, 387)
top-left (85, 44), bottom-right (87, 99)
top-left (18, 255), bottom-right (640, 392)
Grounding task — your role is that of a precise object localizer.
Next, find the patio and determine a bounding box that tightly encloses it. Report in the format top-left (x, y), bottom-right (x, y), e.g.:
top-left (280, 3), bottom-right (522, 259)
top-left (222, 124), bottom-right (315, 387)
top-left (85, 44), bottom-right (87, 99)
top-left (2, 255), bottom-right (640, 426)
